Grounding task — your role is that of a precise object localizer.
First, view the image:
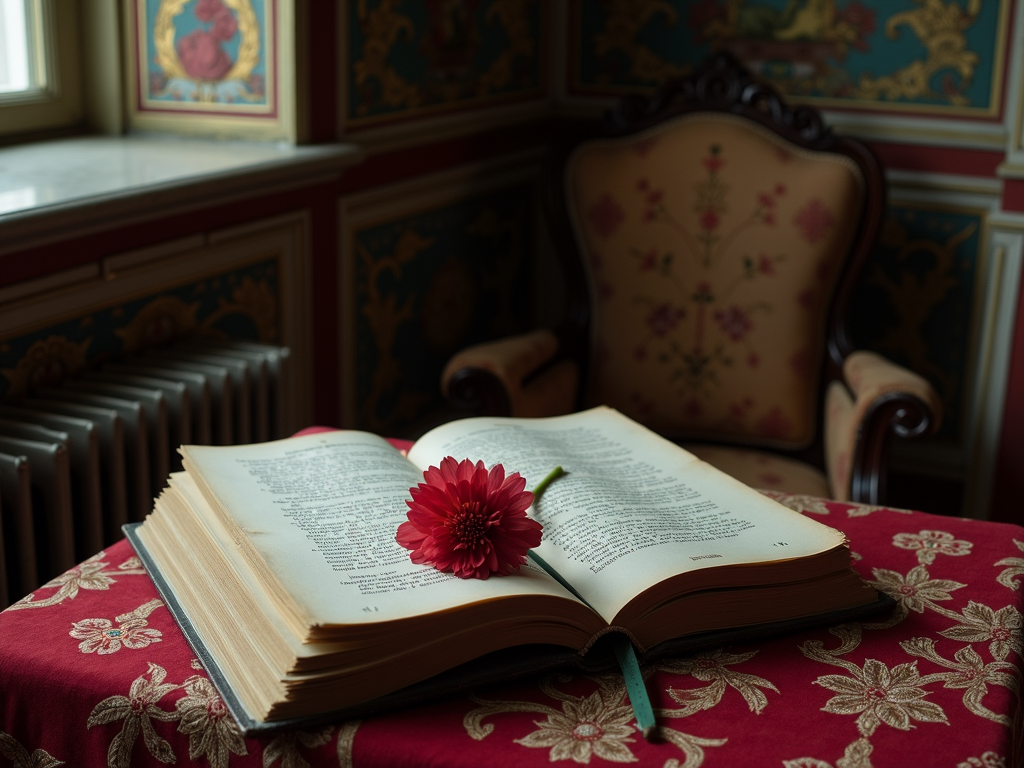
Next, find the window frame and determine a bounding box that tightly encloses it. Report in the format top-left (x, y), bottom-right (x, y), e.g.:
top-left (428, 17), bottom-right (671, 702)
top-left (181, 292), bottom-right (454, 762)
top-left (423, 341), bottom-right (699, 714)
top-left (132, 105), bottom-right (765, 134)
top-left (0, 0), bottom-right (82, 139)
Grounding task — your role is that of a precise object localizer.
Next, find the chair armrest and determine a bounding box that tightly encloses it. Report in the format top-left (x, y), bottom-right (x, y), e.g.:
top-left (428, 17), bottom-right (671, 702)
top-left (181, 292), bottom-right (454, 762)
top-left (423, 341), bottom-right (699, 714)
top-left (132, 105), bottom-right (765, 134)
top-left (824, 351), bottom-right (942, 504)
top-left (441, 330), bottom-right (579, 418)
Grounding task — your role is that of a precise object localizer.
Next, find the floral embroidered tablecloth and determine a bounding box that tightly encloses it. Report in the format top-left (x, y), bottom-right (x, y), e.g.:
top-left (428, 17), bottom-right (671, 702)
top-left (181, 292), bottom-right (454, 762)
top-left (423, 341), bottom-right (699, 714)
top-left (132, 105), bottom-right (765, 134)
top-left (1, 491), bottom-right (1021, 768)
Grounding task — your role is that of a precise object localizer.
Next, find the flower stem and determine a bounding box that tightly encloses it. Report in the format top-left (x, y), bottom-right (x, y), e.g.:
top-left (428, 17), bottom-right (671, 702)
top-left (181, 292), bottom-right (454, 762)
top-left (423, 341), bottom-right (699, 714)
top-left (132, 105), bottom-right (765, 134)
top-left (532, 466), bottom-right (565, 501)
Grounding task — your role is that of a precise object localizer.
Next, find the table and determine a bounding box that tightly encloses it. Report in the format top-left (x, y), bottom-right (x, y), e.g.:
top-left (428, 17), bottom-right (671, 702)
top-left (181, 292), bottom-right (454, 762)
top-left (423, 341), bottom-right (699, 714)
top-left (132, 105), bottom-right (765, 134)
top-left (1, 490), bottom-right (1021, 767)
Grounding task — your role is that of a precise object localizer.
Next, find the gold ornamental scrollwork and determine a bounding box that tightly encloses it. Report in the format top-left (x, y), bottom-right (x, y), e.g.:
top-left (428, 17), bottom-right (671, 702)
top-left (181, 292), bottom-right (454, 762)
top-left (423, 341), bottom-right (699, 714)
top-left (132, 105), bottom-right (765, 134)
top-left (855, 0), bottom-right (983, 106)
top-left (153, 0), bottom-right (261, 83)
top-left (591, 0), bottom-right (690, 85)
top-left (352, 0), bottom-right (424, 115)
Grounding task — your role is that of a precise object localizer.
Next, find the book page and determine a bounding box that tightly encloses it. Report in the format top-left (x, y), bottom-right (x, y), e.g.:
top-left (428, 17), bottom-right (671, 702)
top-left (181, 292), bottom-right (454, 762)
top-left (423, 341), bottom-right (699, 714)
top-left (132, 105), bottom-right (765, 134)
top-left (180, 432), bottom-right (585, 629)
top-left (408, 407), bottom-right (846, 622)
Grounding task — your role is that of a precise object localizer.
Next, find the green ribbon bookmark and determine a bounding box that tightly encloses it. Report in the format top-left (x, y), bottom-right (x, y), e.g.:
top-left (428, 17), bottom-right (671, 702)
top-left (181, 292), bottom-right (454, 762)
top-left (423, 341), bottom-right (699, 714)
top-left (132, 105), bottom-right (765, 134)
top-left (610, 634), bottom-right (657, 741)
top-left (528, 466), bottom-right (657, 741)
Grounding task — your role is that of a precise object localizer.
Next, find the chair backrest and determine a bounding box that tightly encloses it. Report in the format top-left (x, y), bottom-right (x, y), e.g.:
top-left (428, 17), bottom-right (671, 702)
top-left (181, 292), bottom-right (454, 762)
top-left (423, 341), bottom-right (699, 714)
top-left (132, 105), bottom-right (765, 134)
top-left (546, 53), bottom-right (885, 464)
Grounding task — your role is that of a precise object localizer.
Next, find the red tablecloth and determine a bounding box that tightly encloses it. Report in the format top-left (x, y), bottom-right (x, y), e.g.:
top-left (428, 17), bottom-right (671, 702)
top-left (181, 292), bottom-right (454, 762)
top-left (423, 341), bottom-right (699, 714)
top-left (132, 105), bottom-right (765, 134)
top-left (2, 492), bottom-right (1022, 767)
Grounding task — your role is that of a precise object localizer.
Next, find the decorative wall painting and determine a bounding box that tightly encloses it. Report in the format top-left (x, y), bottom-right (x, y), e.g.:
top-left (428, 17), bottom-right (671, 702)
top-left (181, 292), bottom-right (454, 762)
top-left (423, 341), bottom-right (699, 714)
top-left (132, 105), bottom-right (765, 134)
top-left (570, 0), bottom-right (1011, 119)
top-left (127, 0), bottom-right (298, 140)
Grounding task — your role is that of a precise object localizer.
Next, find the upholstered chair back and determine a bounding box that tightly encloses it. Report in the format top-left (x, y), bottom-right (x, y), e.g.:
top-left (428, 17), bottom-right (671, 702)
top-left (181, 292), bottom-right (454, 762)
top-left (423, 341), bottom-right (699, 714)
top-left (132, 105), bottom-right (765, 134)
top-left (565, 113), bottom-right (864, 450)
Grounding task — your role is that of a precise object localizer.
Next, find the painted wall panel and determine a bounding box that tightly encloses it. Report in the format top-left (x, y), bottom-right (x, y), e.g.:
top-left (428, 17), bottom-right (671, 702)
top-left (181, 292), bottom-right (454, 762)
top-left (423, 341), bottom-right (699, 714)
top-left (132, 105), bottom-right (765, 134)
top-left (341, 0), bottom-right (546, 132)
top-left (340, 166), bottom-right (539, 436)
top-left (570, 0), bottom-right (1011, 118)
top-left (0, 217), bottom-right (311, 427)
top-left (849, 202), bottom-right (986, 446)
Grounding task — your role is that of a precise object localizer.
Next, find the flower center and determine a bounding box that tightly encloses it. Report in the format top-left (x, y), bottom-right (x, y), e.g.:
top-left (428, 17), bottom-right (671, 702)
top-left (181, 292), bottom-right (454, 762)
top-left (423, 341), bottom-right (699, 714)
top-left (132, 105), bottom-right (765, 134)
top-left (863, 686), bottom-right (887, 701)
top-left (103, 629), bottom-right (124, 638)
top-left (572, 722), bottom-right (603, 741)
top-left (898, 585), bottom-right (916, 596)
top-left (447, 501), bottom-right (492, 547)
top-left (992, 627), bottom-right (1011, 641)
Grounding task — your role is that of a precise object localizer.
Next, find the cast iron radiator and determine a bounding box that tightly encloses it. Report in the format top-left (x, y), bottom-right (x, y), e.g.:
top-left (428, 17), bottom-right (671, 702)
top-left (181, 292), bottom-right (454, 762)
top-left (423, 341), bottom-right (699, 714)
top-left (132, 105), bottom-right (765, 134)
top-left (0, 340), bottom-right (292, 608)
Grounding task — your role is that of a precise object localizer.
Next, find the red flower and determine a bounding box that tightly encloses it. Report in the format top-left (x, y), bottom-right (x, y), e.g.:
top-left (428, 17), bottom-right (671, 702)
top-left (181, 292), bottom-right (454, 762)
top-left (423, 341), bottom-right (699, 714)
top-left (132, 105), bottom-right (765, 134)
top-left (396, 458), bottom-right (542, 579)
top-left (699, 210), bottom-right (720, 231)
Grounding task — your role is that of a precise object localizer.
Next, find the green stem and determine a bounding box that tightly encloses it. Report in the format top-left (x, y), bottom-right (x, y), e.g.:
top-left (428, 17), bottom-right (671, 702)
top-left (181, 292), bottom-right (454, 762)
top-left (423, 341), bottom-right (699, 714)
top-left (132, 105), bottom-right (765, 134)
top-left (532, 466), bottom-right (565, 500)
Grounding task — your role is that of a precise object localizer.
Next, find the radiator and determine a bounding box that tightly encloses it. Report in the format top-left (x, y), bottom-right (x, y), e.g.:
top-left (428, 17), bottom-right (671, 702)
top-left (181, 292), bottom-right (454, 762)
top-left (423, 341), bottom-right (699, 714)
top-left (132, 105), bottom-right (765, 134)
top-left (0, 340), bottom-right (292, 609)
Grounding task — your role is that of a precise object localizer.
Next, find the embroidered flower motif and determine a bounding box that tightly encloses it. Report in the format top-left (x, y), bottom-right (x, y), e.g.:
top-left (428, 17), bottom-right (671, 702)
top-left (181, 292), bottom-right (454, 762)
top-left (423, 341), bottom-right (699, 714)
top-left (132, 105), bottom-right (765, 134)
top-left (756, 253), bottom-right (776, 275)
top-left (893, 530), bottom-right (973, 564)
top-left (396, 457), bottom-right (542, 579)
top-left (699, 209), bottom-right (720, 231)
top-left (844, 502), bottom-right (912, 517)
top-left (7, 551), bottom-right (144, 611)
top-left (938, 602), bottom-right (1023, 661)
top-left (588, 194), bottom-right (625, 239)
top-left (645, 303), bottom-right (686, 336)
top-left (0, 731), bottom-right (63, 767)
top-left (995, 539), bottom-right (1024, 591)
top-left (263, 729), bottom-right (334, 768)
top-left (702, 152), bottom-right (724, 173)
top-left (661, 648), bottom-right (779, 715)
top-left (514, 689), bottom-right (637, 763)
top-left (783, 738), bottom-right (873, 768)
top-left (814, 659), bottom-right (948, 736)
top-left (870, 564), bottom-right (966, 617)
top-left (70, 617), bottom-right (162, 655)
top-left (175, 676), bottom-right (247, 767)
top-left (901, 638), bottom-right (1019, 726)
top-left (713, 306), bottom-right (752, 341)
top-left (636, 248), bottom-right (659, 271)
top-left (794, 199), bottom-right (836, 244)
top-left (87, 662), bottom-right (180, 765)
top-left (957, 751), bottom-right (1008, 768)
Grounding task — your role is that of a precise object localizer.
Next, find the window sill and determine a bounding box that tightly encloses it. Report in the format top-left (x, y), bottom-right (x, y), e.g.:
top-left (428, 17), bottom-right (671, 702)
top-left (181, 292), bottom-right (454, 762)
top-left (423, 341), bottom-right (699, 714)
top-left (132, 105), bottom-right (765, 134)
top-left (0, 136), bottom-right (363, 256)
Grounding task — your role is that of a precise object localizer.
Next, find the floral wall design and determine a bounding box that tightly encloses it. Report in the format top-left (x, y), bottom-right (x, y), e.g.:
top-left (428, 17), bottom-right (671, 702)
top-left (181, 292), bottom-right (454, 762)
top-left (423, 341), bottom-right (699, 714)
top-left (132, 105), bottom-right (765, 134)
top-left (0, 261), bottom-right (280, 402)
top-left (134, 0), bottom-right (274, 114)
top-left (344, 0), bottom-right (545, 130)
top-left (571, 0), bottom-right (1009, 116)
top-left (349, 183), bottom-right (535, 436)
top-left (848, 204), bottom-right (985, 444)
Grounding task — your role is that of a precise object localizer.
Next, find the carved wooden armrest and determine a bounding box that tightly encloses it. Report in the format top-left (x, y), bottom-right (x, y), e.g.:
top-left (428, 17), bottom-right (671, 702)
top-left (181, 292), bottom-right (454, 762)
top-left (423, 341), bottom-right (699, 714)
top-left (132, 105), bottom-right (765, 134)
top-left (824, 351), bottom-right (943, 504)
top-left (441, 330), bottom-right (579, 418)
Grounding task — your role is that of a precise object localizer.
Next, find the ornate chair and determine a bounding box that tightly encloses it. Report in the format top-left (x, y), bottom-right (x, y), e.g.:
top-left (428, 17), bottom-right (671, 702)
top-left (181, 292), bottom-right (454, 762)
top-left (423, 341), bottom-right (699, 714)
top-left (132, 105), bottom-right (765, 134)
top-left (442, 54), bottom-right (941, 505)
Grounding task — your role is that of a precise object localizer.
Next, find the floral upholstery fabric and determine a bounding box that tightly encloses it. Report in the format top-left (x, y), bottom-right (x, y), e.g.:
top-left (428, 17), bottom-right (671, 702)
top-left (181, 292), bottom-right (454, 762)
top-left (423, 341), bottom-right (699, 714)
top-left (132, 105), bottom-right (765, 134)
top-left (684, 443), bottom-right (831, 499)
top-left (1, 482), bottom-right (1020, 767)
top-left (566, 113), bottom-right (864, 449)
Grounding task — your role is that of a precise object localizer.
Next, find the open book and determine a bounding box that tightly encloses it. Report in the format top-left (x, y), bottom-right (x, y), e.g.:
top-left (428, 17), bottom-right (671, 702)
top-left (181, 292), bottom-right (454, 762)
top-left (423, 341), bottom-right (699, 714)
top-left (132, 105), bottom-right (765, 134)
top-left (128, 406), bottom-right (882, 734)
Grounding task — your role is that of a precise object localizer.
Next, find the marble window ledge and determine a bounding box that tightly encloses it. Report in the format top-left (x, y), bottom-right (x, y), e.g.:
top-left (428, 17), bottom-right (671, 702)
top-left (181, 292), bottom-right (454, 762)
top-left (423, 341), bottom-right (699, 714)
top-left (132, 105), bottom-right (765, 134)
top-left (0, 136), bottom-right (363, 257)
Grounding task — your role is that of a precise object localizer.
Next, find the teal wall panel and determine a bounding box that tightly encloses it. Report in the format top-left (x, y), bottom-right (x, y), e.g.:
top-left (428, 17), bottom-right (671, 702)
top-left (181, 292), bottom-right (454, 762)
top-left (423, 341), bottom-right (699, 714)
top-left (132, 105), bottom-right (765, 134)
top-left (572, 0), bottom-right (1009, 116)
top-left (849, 204), bottom-right (984, 443)
top-left (0, 261), bottom-right (280, 401)
top-left (350, 182), bottom-right (535, 435)
top-left (345, 0), bottom-right (545, 127)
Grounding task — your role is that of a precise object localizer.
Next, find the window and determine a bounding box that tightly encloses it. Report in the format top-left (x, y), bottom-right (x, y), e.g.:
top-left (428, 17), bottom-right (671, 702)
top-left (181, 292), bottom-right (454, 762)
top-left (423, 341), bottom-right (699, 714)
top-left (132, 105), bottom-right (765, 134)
top-left (0, 0), bottom-right (34, 95)
top-left (0, 0), bottom-right (82, 138)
